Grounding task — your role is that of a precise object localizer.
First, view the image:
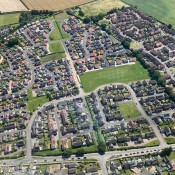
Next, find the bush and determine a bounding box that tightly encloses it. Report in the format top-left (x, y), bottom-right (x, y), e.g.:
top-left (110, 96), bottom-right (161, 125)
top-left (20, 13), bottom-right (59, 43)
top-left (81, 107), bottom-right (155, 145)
top-left (97, 141), bottom-right (106, 153)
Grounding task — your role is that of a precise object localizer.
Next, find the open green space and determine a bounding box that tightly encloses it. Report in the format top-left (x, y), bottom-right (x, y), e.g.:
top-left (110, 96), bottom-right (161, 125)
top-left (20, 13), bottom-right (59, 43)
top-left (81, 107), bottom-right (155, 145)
top-left (54, 12), bottom-right (69, 20)
top-left (118, 101), bottom-right (141, 119)
top-left (41, 52), bottom-right (66, 63)
top-left (26, 90), bottom-right (49, 111)
top-left (80, 62), bottom-right (149, 92)
top-left (0, 13), bottom-right (20, 26)
top-left (49, 41), bottom-right (64, 53)
top-left (143, 140), bottom-right (160, 147)
top-left (168, 151), bottom-right (175, 160)
top-left (122, 0), bottom-right (175, 28)
top-left (56, 20), bottom-right (70, 39)
top-left (49, 20), bottom-right (69, 40)
top-left (79, 0), bottom-right (127, 17)
top-left (165, 137), bottom-right (175, 144)
top-left (49, 21), bottom-right (62, 40)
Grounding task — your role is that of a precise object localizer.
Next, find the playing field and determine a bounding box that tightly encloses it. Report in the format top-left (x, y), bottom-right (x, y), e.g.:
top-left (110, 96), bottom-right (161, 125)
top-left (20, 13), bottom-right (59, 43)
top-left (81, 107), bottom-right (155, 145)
top-left (80, 0), bottom-right (127, 16)
top-left (80, 62), bottom-right (149, 92)
top-left (122, 0), bottom-right (175, 28)
top-left (0, 0), bottom-right (27, 13)
top-left (22, 0), bottom-right (93, 10)
top-left (0, 13), bottom-right (20, 26)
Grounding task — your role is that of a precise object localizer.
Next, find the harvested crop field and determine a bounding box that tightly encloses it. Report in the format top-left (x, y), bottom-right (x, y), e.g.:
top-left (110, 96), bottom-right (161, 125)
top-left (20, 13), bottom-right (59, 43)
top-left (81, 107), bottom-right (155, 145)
top-left (0, 0), bottom-right (28, 13)
top-left (22, 0), bottom-right (94, 10)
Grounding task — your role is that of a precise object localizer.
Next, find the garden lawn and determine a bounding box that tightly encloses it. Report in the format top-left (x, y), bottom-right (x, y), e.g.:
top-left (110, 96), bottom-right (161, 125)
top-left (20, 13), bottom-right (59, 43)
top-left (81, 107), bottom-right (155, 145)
top-left (122, 0), bottom-right (175, 28)
top-left (0, 13), bottom-right (20, 26)
top-left (143, 140), bottom-right (160, 147)
top-left (165, 137), bottom-right (175, 144)
top-left (118, 102), bottom-right (141, 119)
top-left (26, 90), bottom-right (49, 111)
top-left (41, 52), bottom-right (66, 63)
top-left (80, 62), bottom-right (149, 92)
top-left (49, 41), bottom-right (64, 53)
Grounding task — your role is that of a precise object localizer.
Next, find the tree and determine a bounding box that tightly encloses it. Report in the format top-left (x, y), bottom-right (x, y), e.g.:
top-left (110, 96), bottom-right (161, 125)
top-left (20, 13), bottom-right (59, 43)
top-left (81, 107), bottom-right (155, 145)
top-left (76, 148), bottom-right (85, 156)
top-left (63, 149), bottom-right (72, 157)
top-left (97, 141), bottom-right (106, 153)
top-left (79, 10), bottom-right (84, 16)
top-left (83, 17), bottom-right (91, 24)
top-left (160, 147), bottom-right (172, 157)
top-left (121, 40), bottom-right (130, 49)
top-left (100, 23), bottom-right (107, 30)
top-left (158, 77), bottom-right (166, 87)
top-left (7, 38), bottom-right (19, 47)
top-left (168, 24), bottom-right (172, 29)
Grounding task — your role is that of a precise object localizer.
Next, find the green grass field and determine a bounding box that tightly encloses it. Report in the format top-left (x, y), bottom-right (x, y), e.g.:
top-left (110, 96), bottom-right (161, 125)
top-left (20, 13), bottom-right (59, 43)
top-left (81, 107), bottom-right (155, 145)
top-left (54, 12), bottom-right (69, 20)
top-left (0, 13), bottom-right (20, 26)
top-left (56, 20), bottom-right (70, 39)
top-left (143, 140), bottom-right (160, 147)
top-left (122, 0), bottom-right (175, 28)
top-left (164, 137), bottom-right (175, 144)
top-left (79, 0), bottom-right (127, 17)
top-left (118, 101), bottom-right (141, 119)
top-left (49, 20), bottom-right (69, 40)
top-left (26, 90), bottom-right (49, 111)
top-left (49, 41), bottom-right (64, 53)
top-left (49, 21), bottom-right (62, 40)
top-left (80, 62), bottom-right (149, 92)
top-left (41, 52), bottom-right (66, 63)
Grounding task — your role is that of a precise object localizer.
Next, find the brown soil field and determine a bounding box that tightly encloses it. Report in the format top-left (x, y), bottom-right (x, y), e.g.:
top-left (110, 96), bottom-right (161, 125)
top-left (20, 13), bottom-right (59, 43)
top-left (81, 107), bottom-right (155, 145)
top-left (22, 0), bottom-right (94, 10)
top-left (0, 0), bottom-right (28, 13)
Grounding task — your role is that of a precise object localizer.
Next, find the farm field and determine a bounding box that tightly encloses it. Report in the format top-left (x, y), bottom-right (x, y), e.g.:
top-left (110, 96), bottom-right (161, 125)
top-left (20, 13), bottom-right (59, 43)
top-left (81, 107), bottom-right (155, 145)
top-left (22, 0), bottom-right (93, 10)
top-left (49, 41), bottom-right (64, 53)
top-left (0, 0), bottom-right (27, 13)
top-left (0, 13), bottom-right (20, 26)
top-left (118, 102), bottom-right (141, 119)
top-left (122, 0), bottom-right (175, 28)
top-left (79, 0), bottom-right (128, 16)
top-left (80, 62), bottom-right (149, 92)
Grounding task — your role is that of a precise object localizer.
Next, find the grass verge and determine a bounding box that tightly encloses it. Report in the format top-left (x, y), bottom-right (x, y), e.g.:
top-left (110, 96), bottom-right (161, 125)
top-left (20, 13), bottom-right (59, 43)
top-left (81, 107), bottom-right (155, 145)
top-left (41, 52), bottom-right (66, 63)
top-left (143, 140), bottom-right (160, 147)
top-left (165, 137), bottom-right (175, 144)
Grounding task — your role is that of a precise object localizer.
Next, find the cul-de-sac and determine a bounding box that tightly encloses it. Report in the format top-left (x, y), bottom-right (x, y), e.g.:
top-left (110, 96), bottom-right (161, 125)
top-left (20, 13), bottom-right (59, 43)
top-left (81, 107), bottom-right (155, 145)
top-left (1, 0), bottom-right (175, 174)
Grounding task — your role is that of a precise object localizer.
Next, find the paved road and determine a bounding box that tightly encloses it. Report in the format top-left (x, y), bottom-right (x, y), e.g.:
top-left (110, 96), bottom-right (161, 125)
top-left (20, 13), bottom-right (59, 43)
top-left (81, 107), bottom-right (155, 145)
top-left (25, 82), bottom-right (167, 174)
